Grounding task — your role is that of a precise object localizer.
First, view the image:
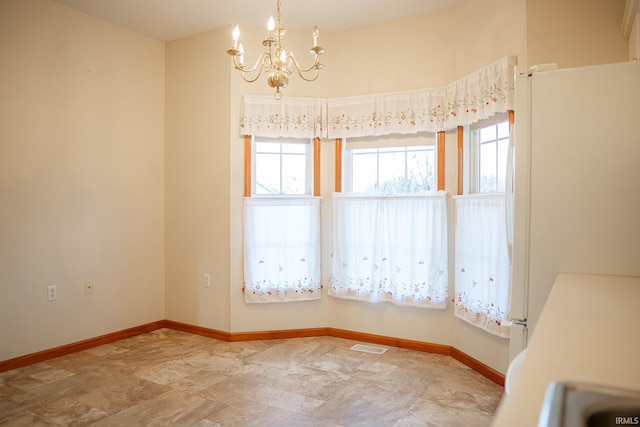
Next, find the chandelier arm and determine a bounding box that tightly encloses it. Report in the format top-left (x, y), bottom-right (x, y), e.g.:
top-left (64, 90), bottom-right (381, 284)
top-left (298, 68), bottom-right (320, 82)
top-left (240, 68), bottom-right (265, 83)
top-left (231, 51), bottom-right (271, 75)
top-left (288, 54), bottom-right (322, 81)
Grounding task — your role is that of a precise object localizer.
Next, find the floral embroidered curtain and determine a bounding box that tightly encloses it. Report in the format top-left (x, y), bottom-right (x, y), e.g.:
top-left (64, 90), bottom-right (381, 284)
top-left (240, 95), bottom-right (328, 138)
top-left (239, 56), bottom-right (517, 139)
top-left (244, 197), bottom-right (322, 303)
top-left (454, 194), bottom-right (511, 338)
top-left (329, 193), bottom-right (448, 308)
top-left (327, 56), bottom-right (516, 138)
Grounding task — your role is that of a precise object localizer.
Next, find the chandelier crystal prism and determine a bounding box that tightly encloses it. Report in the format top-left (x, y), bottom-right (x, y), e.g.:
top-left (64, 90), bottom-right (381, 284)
top-left (226, 0), bottom-right (324, 99)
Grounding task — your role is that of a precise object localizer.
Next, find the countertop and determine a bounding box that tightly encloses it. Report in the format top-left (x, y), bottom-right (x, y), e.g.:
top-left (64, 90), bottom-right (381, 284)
top-left (491, 273), bottom-right (640, 426)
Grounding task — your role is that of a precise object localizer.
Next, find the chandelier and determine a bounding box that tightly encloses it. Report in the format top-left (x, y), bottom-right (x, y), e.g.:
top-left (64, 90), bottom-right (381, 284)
top-left (226, 0), bottom-right (324, 99)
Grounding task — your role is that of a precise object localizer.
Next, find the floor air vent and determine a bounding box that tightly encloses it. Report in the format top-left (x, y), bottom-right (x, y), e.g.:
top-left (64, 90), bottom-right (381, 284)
top-left (350, 344), bottom-right (388, 354)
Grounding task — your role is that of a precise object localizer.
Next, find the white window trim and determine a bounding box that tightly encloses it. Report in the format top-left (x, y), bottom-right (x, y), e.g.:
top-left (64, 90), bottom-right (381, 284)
top-left (251, 136), bottom-right (314, 196)
top-left (341, 133), bottom-right (437, 194)
top-left (463, 113), bottom-right (509, 194)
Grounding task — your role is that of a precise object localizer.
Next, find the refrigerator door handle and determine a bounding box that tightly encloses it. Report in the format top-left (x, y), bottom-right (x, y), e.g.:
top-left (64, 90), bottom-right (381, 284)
top-left (511, 317), bottom-right (528, 327)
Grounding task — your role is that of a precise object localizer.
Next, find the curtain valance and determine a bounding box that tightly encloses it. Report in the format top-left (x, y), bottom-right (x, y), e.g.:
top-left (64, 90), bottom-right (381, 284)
top-left (239, 55), bottom-right (516, 139)
top-left (240, 95), bottom-right (328, 139)
top-left (327, 55), bottom-right (516, 137)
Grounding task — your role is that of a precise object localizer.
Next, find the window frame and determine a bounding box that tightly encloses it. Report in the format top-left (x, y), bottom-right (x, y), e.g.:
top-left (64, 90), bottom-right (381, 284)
top-left (458, 111), bottom-right (514, 195)
top-left (334, 133), bottom-right (442, 194)
top-left (244, 135), bottom-right (321, 197)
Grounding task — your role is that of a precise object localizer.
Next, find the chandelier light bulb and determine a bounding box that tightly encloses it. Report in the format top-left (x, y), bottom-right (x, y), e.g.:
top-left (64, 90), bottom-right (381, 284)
top-left (232, 25), bottom-right (240, 49)
top-left (313, 25), bottom-right (319, 46)
top-left (279, 49), bottom-right (286, 62)
top-left (267, 16), bottom-right (275, 32)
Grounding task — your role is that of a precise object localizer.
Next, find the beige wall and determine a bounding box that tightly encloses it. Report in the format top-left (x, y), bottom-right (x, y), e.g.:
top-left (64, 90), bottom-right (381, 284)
top-left (1, 0), bottom-right (630, 374)
top-left (628, 5), bottom-right (640, 60)
top-left (0, 0), bottom-right (165, 361)
top-left (527, 0), bottom-right (628, 69)
top-left (164, 30), bottom-right (232, 332)
top-left (326, 0), bottom-right (527, 97)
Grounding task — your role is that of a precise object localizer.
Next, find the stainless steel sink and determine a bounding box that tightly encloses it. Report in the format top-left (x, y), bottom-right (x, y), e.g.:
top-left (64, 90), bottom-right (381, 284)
top-left (538, 382), bottom-right (640, 427)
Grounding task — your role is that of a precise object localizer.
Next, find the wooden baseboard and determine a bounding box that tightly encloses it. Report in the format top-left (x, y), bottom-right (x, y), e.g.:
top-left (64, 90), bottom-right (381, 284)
top-left (161, 322), bottom-right (326, 342)
top-left (327, 328), bottom-right (451, 355)
top-left (0, 320), bottom-right (505, 387)
top-left (163, 320), bottom-right (231, 341)
top-left (229, 327), bottom-right (329, 342)
top-left (0, 320), bottom-right (165, 373)
top-left (328, 328), bottom-right (504, 386)
top-left (450, 347), bottom-right (505, 387)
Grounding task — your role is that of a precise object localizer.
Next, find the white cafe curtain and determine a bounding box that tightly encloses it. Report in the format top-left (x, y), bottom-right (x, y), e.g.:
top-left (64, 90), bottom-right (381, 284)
top-left (243, 197), bottom-right (322, 303)
top-left (329, 193), bottom-right (448, 308)
top-left (454, 194), bottom-right (510, 338)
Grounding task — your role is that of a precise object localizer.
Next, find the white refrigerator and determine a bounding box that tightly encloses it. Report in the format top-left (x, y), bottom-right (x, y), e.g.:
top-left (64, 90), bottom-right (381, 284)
top-left (509, 60), bottom-right (640, 359)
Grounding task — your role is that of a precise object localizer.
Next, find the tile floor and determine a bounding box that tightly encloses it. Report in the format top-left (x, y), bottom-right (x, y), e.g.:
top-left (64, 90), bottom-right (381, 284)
top-left (0, 329), bottom-right (503, 426)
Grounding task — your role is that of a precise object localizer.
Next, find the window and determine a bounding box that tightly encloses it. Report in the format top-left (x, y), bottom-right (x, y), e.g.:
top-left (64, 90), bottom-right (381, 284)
top-left (253, 137), bottom-right (313, 195)
top-left (342, 134), bottom-right (436, 194)
top-left (330, 133), bottom-right (448, 309)
top-left (452, 111), bottom-right (513, 337)
top-left (243, 135), bottom-right (322, 304)
top-left (469, 116), bottom-right (510, 193)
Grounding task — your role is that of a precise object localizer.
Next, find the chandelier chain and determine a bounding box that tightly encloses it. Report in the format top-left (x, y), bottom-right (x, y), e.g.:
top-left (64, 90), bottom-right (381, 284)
top-left (276, 0), bottom-right (282, 48)
top-left (277, 0), bottom-right (282, 29)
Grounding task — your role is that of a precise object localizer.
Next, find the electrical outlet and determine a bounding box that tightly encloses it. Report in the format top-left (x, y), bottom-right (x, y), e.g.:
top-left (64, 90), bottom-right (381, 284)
top-left (203, 273), bottom-right (211, 288)
top-left (84, 281), bottom-right (94, 295)
top-left (47, 285), bottom-right (57, 301)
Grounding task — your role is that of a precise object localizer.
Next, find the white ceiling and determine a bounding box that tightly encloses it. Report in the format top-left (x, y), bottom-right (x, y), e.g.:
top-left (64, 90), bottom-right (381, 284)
top-left (51, 0), bottom-right (463, 41)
